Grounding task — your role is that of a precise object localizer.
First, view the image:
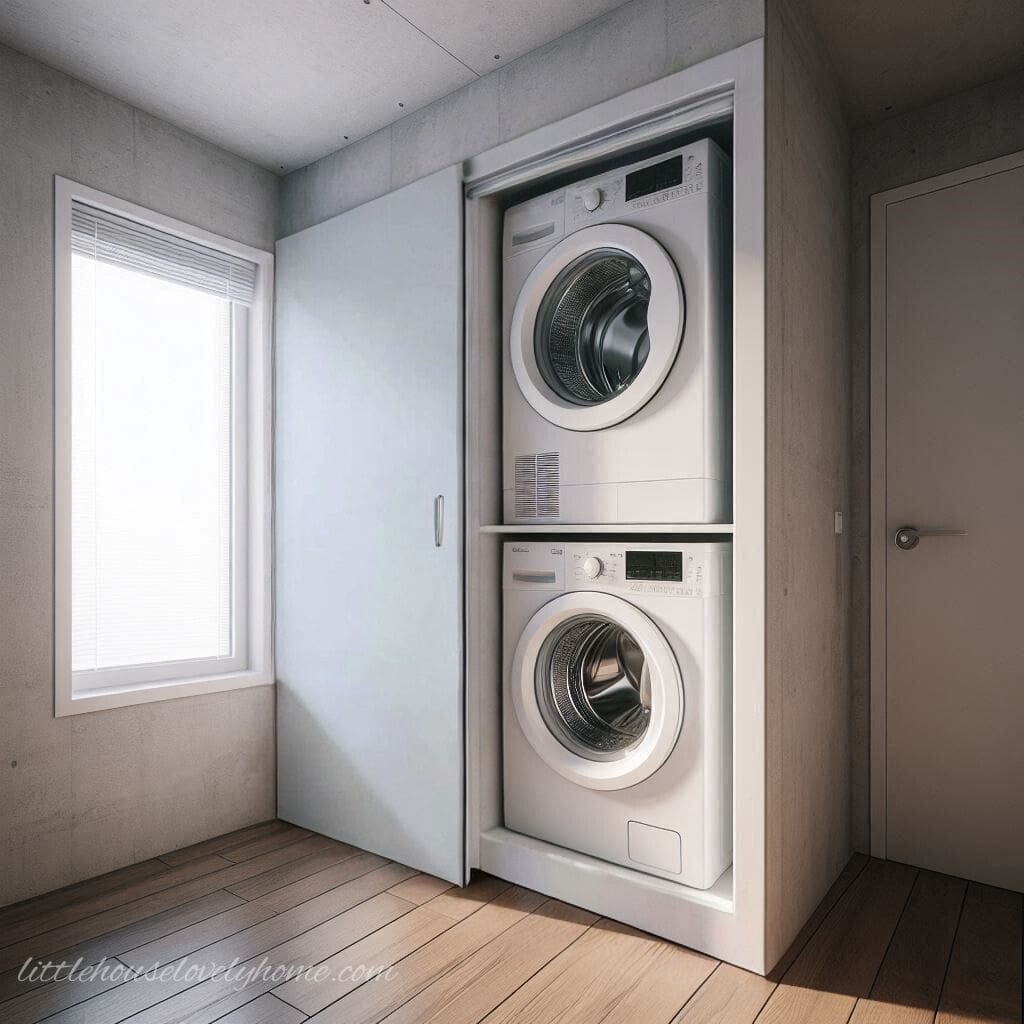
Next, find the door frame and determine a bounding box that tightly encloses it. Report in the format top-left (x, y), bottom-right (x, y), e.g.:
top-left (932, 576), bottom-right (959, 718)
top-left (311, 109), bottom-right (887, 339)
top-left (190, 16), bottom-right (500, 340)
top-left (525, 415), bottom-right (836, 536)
top-left (868, 147), bottom-right (1024, 858)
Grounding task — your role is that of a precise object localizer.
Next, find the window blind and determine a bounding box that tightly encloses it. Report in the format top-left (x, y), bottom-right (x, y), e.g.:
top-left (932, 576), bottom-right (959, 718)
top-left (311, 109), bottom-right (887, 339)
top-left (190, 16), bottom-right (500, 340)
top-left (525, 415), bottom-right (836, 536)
top-left (71, 201), bottom-right (257, 305)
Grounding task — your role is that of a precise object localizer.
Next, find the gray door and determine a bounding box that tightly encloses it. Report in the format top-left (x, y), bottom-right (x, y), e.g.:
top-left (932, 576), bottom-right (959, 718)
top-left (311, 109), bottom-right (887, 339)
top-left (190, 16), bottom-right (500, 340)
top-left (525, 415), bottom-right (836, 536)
top-left (879, 155), bottom-right (1024, 890)
top-left (275, 167), bottom-right (464, 883)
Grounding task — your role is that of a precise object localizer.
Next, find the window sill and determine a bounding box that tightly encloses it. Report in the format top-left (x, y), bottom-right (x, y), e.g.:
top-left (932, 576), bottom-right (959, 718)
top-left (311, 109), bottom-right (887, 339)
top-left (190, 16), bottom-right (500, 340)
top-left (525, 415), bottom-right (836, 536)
top-left (55, 668), bottom-right (273, 717)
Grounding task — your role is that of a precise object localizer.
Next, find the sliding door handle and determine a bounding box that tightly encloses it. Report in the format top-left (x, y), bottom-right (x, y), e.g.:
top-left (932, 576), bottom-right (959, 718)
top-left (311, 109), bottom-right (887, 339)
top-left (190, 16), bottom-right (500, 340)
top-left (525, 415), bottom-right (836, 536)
top-left (434, 494), bottom-right (445, 547)
top-left (893, 524), bottom-right (967, 551)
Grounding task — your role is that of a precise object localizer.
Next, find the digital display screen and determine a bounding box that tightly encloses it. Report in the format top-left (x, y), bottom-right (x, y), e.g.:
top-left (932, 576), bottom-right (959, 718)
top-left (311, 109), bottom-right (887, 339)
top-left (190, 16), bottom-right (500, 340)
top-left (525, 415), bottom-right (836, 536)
top-left (625, 155), bottom-right (683, 202)
top-left (625, 551), bottom-right (683, 582)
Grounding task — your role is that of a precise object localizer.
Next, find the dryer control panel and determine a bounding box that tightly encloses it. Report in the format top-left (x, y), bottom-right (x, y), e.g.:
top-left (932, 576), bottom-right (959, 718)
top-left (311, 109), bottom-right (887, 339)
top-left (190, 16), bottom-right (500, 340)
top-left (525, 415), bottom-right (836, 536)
top-left (503, 542), bottom-right (730, 598)
top-left (562, 138), bottom-right (730, 233)
top-left (502, 137), bottom-right (730, 258)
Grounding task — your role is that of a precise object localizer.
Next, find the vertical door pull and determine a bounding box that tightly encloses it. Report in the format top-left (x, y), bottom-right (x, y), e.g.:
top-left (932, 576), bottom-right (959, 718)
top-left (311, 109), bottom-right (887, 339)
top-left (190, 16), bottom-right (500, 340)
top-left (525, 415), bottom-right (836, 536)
top-left (434, 494), bottom-right (445, 547)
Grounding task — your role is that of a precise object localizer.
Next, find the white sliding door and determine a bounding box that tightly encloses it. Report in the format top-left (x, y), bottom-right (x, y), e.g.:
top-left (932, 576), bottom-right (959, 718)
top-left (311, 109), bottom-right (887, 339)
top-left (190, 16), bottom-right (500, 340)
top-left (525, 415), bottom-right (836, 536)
top-left (275, 166), bottom-right (464, 883)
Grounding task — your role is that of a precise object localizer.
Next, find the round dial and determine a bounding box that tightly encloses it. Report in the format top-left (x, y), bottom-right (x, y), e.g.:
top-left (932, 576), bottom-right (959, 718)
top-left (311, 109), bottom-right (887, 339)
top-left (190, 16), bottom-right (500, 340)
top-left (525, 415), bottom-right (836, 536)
top-left (582, 187), bottom-right (603, 212)
top-left (582, 556), bottom-right (603, 579)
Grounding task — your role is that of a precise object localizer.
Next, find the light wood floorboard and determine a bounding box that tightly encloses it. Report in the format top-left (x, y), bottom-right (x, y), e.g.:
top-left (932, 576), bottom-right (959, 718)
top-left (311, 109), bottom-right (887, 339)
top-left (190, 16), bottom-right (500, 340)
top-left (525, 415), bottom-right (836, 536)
top-left (0, 822), bottom-right (1018, 1024)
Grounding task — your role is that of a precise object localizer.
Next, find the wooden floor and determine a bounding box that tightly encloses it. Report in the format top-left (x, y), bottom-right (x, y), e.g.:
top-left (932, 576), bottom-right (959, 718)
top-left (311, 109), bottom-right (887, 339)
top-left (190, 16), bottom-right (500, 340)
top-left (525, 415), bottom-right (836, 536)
top-left (0, 822), bottom-right (1020, 1024)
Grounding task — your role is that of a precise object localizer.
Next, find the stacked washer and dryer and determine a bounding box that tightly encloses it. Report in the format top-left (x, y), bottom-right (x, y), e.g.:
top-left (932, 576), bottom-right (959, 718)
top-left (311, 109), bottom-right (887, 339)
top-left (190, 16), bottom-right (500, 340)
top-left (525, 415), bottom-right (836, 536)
top-left (499, 139), bottom-right (734, 892)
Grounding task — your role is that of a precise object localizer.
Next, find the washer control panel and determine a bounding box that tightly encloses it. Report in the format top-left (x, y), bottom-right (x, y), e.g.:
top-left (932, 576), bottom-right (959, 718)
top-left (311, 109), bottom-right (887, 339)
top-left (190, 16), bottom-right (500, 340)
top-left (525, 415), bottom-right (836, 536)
top-left (568, 545), bottom-right (700, 597)
top-left (505, 542), bottom-right (729, 598)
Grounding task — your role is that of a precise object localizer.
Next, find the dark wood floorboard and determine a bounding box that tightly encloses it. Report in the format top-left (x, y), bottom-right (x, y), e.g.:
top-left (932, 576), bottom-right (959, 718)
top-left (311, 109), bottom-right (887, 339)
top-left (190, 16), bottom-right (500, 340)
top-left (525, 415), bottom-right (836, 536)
top-left (848, 869), bottom-right (966, 1024)
top-left (768, 851), bottom-right (872, 981)
top-left (935, 882), bottom-right (1023, 1024)
top-left (0, 855), bottom-right (234, 948)
top-left (1, 957), bottom-right (134, 1024)
top-left (157, 821), bottom-right (289, 867)
top-left (224, 842), bottom-right (360, 901)
top-left (216, 993), bottom-right (306, 1024)
top-left (754, 859), bottom-right (918, 1024)
top-left (0, 822), bottom-right (1018, 1024)
top-left (0, 890), bottom-right (244, 1003)
top-left (0, 835), bottom-right (349, 972)
top-left (217, 826), bottom-right (314, 863)
top-left (0, 861), bottom-right (171, 934)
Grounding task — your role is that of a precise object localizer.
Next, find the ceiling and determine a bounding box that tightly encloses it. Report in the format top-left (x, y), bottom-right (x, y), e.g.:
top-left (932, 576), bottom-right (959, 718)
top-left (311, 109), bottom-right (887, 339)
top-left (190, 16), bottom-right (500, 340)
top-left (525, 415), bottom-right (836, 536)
top-left (0, 0), bottom-right (628, 173)
top-left (2, 1), bottom-right (1023, 173)
top-left (802, 0), bottom-right (1024, 124)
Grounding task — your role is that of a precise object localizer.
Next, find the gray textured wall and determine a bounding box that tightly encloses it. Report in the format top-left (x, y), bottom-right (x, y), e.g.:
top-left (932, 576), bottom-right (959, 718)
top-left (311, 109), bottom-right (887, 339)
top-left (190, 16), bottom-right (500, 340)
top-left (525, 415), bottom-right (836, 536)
top-left (848, 69), bottom-right (1024, 851)
top-left (278, 0), bottom-right (764, 237)
top-left (764, 0), bottom-right (852, 960)
top-left (0, 42), bottom-right (279, 905)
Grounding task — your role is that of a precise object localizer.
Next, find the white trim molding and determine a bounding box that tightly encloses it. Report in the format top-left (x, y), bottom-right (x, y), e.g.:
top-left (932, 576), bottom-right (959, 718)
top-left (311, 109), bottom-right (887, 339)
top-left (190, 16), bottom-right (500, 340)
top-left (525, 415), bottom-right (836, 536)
top-left (53, 176), bottom-right (275, 717)
top-left (868, 148), bottom-right (1024, 856)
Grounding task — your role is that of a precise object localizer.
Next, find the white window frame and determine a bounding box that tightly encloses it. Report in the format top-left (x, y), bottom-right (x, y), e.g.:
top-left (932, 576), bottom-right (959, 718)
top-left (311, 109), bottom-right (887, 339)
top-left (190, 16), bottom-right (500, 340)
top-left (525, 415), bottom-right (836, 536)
top-left (54, 177), bottom-right (274, 716)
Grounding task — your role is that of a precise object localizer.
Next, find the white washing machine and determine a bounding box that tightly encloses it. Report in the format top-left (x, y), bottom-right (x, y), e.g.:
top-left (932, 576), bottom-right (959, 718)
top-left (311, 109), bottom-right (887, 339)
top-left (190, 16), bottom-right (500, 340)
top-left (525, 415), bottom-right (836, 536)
top-left (502, 139), bottom-right (731, 525)
top-left (503, 541), bottom-right (732, 889)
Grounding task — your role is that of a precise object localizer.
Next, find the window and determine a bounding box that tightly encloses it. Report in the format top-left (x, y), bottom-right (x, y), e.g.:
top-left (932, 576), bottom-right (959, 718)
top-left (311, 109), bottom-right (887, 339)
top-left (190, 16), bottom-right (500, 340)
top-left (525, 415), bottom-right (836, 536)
top-left (54, 179), bottom-right (272, 715)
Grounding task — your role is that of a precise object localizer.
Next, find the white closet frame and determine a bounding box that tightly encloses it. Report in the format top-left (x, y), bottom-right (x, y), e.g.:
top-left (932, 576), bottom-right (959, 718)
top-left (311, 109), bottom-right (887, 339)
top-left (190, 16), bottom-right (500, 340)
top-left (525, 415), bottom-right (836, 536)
top-left (462, 40), bottom-right (768, 970)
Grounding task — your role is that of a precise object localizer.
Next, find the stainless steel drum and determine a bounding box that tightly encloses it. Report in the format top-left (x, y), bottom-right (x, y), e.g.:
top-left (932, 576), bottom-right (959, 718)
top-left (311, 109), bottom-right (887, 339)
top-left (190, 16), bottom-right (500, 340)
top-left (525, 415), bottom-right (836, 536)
top-left (536, 614), bottom-right (652, 759)
top-left (534, 249), bottom-right (652, 407)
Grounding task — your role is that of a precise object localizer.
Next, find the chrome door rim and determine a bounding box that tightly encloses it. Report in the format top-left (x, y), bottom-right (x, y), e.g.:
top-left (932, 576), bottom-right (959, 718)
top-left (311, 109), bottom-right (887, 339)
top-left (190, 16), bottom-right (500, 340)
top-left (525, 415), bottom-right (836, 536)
top-left (510, 224), bottom-right (685, 432)
top-left (511, 592), bottom-right (683, 790)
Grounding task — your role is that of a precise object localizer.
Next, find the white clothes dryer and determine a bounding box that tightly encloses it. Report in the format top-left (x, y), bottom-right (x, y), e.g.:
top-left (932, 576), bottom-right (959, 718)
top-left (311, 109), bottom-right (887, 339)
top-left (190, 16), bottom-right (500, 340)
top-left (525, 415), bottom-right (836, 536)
top-left (502, 139), bottom-right (731, 524)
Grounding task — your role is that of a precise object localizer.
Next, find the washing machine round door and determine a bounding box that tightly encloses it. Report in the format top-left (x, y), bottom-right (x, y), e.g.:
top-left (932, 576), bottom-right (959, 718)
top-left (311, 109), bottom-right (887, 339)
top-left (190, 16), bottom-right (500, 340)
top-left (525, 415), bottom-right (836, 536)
top-left (511, 592), bottom-right (683, 790)
top-left (509, 224), bottom-right (685, 432)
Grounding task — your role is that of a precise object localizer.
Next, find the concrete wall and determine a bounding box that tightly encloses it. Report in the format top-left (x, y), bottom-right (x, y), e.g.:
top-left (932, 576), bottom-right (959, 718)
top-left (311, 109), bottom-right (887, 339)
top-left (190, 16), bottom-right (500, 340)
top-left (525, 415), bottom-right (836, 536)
top-left (0, 42), bottom-right (279, 906)
top-left (848, 69), bottom-right (1024, 851)
top-left (764, 0), bottom-right (852, 963)
top-left (278, 0), bottom-right (764, 237)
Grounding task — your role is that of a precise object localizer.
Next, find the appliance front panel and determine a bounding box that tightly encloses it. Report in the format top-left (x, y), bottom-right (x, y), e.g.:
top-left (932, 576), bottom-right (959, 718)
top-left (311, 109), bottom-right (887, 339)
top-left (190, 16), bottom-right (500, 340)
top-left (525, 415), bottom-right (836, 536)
top-left (501, 140), bottom-right (731, 525)
top-left (502, 542), bottom-right (732, 888)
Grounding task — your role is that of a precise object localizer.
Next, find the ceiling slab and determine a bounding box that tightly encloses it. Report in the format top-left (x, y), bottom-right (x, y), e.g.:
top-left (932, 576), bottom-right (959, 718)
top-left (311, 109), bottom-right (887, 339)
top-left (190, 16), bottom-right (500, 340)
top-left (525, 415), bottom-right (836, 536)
top-left (0, 0), bottom-right (477, 172)
top-left (384, 0), bottom-right (628, 76)
top-left (5, 0), bottom-right (1023, 170)
top-left (0, 0), bottom-right (636, 172)
top-left (803, 0), bottom-right (1024, 124)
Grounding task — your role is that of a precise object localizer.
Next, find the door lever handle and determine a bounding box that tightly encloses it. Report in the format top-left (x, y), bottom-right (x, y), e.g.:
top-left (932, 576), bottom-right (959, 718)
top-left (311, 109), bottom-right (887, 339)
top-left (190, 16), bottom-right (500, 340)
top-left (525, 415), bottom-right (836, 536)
top-left (893, 524), bottom-right (967, 551)
top-left (434, 494), bottom-right (445, 548)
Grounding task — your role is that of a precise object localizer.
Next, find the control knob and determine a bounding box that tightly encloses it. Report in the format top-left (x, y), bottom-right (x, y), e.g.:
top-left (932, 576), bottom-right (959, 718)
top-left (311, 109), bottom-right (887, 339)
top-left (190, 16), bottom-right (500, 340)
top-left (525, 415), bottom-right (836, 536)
top-left (582, 187), bottom-right (603, 212)
top-left (582, 556), bottom-right (603, 579)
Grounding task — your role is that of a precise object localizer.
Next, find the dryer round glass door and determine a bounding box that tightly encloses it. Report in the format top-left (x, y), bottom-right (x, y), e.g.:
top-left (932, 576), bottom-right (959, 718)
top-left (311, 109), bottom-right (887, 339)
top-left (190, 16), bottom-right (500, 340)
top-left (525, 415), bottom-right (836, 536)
top-left (510, 224), bottom-right (685, 432)
top-left (511, 592), bottom-right (683, 790)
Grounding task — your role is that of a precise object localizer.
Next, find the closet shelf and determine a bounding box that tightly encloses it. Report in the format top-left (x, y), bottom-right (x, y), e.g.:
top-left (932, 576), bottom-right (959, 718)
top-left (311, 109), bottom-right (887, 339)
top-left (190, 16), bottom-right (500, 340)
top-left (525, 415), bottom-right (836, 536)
top-left (479, 523), bottom-right (735, 534)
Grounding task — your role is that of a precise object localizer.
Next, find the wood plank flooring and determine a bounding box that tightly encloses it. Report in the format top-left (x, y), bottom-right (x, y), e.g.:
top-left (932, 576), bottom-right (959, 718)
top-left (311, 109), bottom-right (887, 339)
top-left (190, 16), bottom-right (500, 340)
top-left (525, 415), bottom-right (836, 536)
top-left (0, 822), bottom-right (1019, 1024)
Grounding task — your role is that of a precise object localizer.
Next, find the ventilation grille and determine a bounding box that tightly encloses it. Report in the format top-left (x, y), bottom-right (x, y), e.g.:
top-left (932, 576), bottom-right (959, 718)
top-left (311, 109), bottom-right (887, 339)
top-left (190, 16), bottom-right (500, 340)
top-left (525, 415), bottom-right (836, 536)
top-left (514, 452), bottom-right (560, 519)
